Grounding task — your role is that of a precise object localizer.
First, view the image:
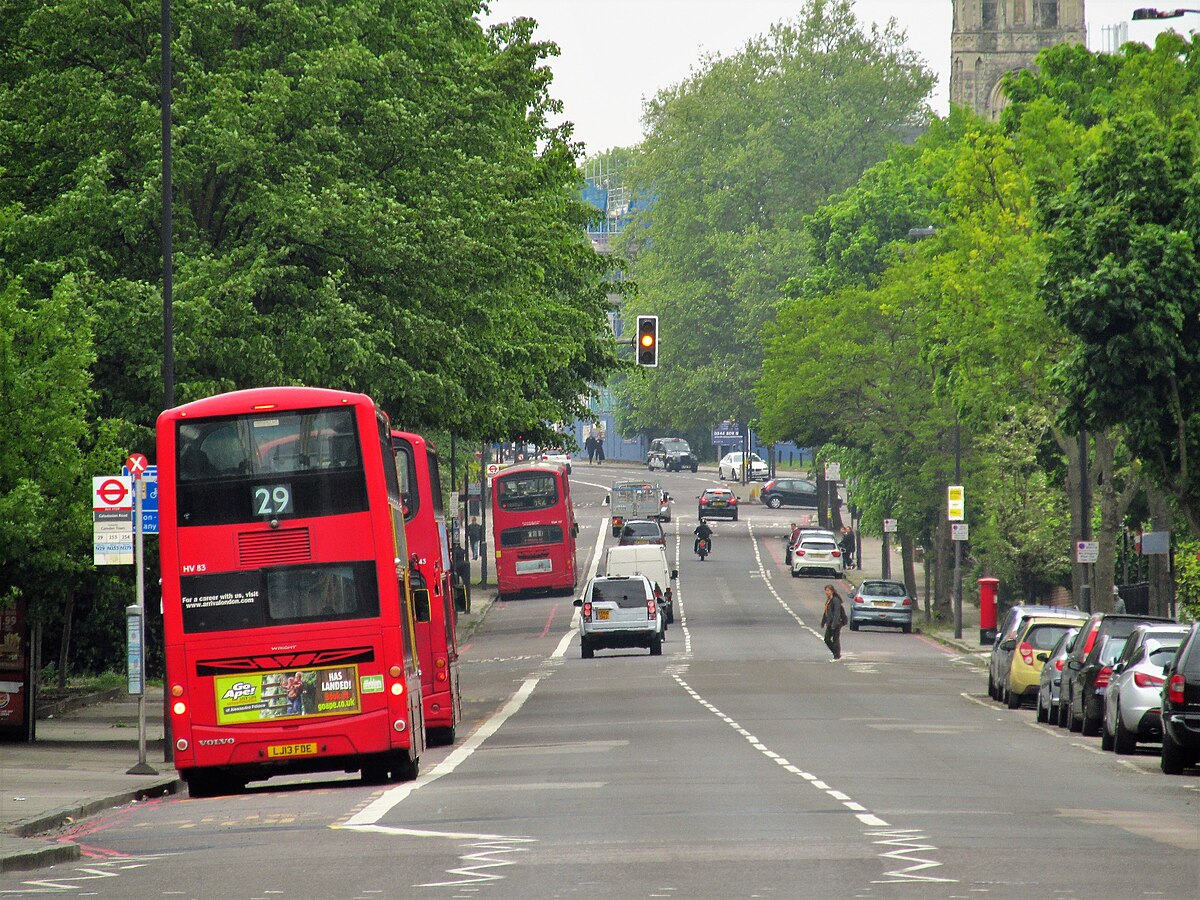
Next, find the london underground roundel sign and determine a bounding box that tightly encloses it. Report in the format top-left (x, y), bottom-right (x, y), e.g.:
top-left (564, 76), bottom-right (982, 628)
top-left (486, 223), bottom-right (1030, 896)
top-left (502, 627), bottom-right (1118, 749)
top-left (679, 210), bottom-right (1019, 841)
top-left (93, 476), bottom-right (133, 510)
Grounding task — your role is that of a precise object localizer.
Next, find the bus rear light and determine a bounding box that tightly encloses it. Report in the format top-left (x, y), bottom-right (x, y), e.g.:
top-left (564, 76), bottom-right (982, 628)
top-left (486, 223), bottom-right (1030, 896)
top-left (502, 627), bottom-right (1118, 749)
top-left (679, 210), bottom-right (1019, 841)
top-left (176, 739), bottom-right (189, 752)
top-left (389, 665), bottom-right (402, 678)
top-left (251, 403), bottom-right (278, 410)
top-left (1168, 673), bottom-right (1185, 704)
top-left (436, 671), bottom-right (447, 682)
top-left (435, 657), bottom-right (446, 668)
top-left (390, 683), bottom-right (403, 696)
top-left (393, 719), bottom-right (407, 733)
top-left (1019, 642), bottom-right (1034, 666)
top-left (173, 701), bottom-right (187, 716)
top-left (582, 601), bottom-right (592, 621)
top-left (171, 684), bottom-right (185, 698)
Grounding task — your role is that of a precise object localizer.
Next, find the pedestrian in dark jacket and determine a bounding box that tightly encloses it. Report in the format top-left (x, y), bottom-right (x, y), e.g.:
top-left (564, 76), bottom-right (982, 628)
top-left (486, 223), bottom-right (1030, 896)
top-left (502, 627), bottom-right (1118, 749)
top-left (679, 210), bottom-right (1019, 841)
top-left (585, 435), bottom-right (597, 464)
top-left (821, 584), bottom-right (848, 660)
top-left (466, 516), bottom-right (482, 560)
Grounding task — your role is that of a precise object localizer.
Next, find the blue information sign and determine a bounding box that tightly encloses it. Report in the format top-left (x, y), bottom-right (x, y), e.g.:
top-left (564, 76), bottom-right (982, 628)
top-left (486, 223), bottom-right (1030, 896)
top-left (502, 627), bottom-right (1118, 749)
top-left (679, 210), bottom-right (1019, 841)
top-left (712, 421), bottom-right (742, 443)
top-left (122, 464), bottom-right (159, 534)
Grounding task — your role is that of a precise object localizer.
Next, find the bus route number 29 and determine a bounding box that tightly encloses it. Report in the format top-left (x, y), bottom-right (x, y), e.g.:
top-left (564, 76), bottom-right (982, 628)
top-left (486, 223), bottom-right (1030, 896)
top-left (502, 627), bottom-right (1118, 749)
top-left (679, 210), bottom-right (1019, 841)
top-left (253, 484), bottom-right (294, 517)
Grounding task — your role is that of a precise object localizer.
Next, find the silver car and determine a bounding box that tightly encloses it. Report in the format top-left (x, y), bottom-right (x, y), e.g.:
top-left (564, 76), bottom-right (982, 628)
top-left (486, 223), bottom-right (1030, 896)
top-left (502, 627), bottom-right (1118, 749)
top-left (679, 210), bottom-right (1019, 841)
top-left (574, 574), bottom-right (663, 659)
top-left (848, 579), bottom-right (914, 633)
top-left (1036, 627), bottom-right (1079, 724)
top-left (1101, 623), bottom-right (1190, 754)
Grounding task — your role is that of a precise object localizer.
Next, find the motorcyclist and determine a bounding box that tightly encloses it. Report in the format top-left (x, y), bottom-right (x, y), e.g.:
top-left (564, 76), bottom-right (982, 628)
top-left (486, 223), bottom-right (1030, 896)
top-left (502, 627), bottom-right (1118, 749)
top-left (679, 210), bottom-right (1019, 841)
top-left (693, 519), bottom-right (714, 557)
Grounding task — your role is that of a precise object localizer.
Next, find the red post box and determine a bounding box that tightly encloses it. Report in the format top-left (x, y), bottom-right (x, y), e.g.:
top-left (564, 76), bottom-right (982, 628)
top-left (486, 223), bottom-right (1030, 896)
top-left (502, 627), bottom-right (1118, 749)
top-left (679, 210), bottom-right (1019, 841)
top-left (978, 577), bottom-right (999, 646)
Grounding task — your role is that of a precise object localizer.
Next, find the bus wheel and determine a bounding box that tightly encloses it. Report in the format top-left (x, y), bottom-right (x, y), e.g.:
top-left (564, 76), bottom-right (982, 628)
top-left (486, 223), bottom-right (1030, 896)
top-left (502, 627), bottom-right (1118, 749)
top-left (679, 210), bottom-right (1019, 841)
top-left (390, 751), bottom-right (420, 782)
top-left (429, 725), bottom-right (456, 747)
top-left (362, 757), bottom-right (390, 785)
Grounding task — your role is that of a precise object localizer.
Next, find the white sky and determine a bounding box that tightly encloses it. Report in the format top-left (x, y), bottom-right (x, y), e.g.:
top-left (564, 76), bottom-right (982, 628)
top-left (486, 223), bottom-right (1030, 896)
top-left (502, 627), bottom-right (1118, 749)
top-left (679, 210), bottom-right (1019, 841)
top-left (482, 1), bottom-right (1184, 154)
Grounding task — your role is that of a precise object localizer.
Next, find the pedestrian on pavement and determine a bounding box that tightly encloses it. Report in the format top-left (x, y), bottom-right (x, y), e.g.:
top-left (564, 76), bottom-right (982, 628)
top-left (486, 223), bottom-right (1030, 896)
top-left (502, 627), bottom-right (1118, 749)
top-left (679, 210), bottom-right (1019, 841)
top-left (821, 584), bottom-right (848, 660)
top-left (840, 527), bottom-right (855, 569)
top-left (585, 434), bottom-right (596, 464)
top-left (1112, 585), bottom-right (1126, 614)
top-left (595, 436), bottom-right (605, 465)
top-left (467, 516), bottom-right (482, 560)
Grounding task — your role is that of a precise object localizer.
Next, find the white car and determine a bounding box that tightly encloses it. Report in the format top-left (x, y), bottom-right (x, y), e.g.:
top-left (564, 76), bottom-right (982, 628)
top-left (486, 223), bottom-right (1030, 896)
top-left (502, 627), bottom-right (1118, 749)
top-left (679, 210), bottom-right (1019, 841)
top-left (718, 451), bottom-right (768, 481)
top-left (790, 538), bottom-right (844, 578)
top-left (574, 575), bottom-right (663, 658)
top-left (540, 448), bottom-right (572, 473)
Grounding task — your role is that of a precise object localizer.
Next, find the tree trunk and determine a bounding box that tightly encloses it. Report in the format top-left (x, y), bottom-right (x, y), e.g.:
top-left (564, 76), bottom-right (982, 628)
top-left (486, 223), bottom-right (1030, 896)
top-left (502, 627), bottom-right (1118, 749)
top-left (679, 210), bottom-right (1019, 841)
top-left (1053, 426), bottom-right (1085, 608)
top-left (923, 550), bottom-right (932, 621)
top-left (1092, 429), bottom-right (1141, 612)
top-left (900, 532), bottom-right (918, 602)
top-left (1148, 486), bottom-right (1174, 618)
top-left (57, 588), bottom-right (74, 691)
top-left (934, 511), bottom-right (951, 620)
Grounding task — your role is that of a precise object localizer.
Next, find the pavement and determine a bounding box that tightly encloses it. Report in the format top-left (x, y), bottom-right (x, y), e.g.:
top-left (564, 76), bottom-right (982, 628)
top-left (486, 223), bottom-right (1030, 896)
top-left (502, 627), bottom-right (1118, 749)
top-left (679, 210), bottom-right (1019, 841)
top-left (0, 460), bottom-right (988, 874)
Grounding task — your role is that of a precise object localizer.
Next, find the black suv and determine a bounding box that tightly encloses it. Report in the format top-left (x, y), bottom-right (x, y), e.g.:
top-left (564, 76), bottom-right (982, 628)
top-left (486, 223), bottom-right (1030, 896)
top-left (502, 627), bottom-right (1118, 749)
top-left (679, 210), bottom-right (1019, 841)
top-left (648, 438), bottom-right (698, 473)
top-left (1162, 622), bottom-right (1200, 774)
top-left (1063, 612), bottom-right (1174, 735)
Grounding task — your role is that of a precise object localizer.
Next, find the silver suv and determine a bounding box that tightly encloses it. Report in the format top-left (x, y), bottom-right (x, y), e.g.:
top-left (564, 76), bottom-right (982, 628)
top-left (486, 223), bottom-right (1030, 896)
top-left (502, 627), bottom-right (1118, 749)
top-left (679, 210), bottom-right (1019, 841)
top-left (575, 575), bottom-right (663, 659)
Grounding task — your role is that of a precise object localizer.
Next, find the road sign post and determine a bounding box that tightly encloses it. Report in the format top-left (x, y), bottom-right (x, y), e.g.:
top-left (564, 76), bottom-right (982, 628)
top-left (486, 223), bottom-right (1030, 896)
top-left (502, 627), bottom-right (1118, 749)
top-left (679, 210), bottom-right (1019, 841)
top-left (125, 458), bottom-right (157, 776)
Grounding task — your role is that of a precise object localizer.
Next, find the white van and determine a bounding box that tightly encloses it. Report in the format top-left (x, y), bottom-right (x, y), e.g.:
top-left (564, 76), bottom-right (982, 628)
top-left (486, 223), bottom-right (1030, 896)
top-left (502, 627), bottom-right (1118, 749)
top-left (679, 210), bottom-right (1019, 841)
top-left (605, 545), bottom-right (678, 626)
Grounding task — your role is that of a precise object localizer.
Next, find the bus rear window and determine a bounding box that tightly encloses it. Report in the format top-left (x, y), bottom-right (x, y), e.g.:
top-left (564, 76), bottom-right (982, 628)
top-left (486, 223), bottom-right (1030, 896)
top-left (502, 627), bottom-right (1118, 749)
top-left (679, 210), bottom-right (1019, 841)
top-left (496, 473), bottom-right (558, 511)
top-left (500, 525), bottom-right (564, 548)
top-left (180, 563), bottom-right (380, 633)
top-left (175, 408), bottom-right (368, 526)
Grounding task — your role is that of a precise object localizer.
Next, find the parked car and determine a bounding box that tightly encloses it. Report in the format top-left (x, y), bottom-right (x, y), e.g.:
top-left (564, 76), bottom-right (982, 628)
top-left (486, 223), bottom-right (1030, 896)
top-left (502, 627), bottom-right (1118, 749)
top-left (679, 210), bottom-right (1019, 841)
top-left (1036, 627), bottom-right (1080, 724)
top-left (605, 544), bottom-right (677, 626)
top-left (1160, 622), bottom-right (1200, 774)
top-left (617, 519), bottom-right (666, 547)
top-left (847, 579), bottom-right (913, 633)
top-left (698, 487), bottom-right (738, 521)
top-left (574, 574), bottom-right (663, 658)
top-left (647, 438), bottom-right (698, 473)
top-left (718, 451), bottom-right (768, 481)
top-left (1102, 623), bottom-right (1190, 754)
top-left (760, 478), bottom-right (818, 509)
top-left (1063, 613), bottom-right (1174, 734)
top-left (1005, 616), bottom-right (1086, 709)
top-left (988, 605), bottom-right (1083, 704)
top-left (790, 537), bottom-right (843, 578)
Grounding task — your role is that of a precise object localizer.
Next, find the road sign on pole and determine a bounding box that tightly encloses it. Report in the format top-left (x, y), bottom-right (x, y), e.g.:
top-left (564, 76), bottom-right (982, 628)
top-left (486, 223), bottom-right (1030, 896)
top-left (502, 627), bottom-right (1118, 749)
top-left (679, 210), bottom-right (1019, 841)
top-left (122, 464), bottom-right (158, 534)
top-left (883, 518), bottom-right (898, 533)
top-left (93, 475), bottom-right (133, 565)
top-left (948, 485), bottom-right (965, 522)
top-left (1075, 541), bottom-right (1100, 563)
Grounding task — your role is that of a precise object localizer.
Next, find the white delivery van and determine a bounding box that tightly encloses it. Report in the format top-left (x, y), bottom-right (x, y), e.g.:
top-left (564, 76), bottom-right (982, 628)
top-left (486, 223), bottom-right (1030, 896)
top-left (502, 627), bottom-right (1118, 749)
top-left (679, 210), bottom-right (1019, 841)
top-left (605, 545), bottom-right (678, 626)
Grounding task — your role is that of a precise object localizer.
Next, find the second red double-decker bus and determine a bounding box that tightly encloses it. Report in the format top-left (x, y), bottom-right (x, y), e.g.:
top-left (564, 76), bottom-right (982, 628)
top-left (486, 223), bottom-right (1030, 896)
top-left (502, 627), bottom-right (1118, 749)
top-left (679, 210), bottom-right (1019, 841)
top-left (491, 463), bottom-right (579, 600)
top-left (392, 430), bottom-right (461, 746)
top-left (157, 387), bottom-right (425, 796)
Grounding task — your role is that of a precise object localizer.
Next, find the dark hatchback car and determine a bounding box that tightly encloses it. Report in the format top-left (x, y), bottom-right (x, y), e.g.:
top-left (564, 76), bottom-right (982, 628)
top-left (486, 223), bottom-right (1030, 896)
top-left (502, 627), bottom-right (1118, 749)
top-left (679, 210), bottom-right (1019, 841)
top-left (697, 487), bottom-right (738, 521)
top-left (1162, 622), bottom-right (1200, 774)
top-left (1063, 612), bottom-right (1175, 735)
top-left (760, 478), bottom-right (818, 509)
top-left (617, 519), bottom-right (666, 547)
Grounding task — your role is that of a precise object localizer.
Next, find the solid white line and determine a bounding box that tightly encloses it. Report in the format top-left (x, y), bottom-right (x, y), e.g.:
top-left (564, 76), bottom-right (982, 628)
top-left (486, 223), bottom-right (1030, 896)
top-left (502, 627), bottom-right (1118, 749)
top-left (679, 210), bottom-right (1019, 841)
top-left (343, 677), bottom-right (540, 827)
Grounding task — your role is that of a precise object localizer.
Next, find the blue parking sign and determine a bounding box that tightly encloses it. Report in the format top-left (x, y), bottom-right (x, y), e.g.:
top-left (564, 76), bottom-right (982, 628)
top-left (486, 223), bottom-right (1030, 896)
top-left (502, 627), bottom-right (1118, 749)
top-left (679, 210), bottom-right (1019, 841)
top-left (121, 464), bottom-right (159, 535)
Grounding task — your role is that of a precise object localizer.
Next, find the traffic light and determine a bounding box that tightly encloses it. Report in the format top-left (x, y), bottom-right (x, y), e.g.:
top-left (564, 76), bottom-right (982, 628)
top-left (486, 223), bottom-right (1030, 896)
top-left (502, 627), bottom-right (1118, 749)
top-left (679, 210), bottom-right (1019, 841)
top-left (636, 315), bottom-right (658, 367)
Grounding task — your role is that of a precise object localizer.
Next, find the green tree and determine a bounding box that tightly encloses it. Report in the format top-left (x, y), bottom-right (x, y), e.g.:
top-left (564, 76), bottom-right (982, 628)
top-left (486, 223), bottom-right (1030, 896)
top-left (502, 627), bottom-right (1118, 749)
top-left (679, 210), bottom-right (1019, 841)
top-left (616, 0), bottom-right (933, 436)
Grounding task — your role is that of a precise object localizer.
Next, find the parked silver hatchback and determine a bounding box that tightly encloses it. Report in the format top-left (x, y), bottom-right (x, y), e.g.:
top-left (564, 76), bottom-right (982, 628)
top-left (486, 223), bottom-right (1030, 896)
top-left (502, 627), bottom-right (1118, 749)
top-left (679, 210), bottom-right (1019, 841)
top-left (1036, 627), bottom-right (1079, 724)
top-left (1102, 623), bottom-right (1191, 754)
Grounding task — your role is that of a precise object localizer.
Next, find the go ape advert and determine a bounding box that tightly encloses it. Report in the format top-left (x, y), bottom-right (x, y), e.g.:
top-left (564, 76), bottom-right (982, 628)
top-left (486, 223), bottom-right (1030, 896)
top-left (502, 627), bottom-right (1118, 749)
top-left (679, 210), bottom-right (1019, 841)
top-left (214, 665), bottom-right (366, 725)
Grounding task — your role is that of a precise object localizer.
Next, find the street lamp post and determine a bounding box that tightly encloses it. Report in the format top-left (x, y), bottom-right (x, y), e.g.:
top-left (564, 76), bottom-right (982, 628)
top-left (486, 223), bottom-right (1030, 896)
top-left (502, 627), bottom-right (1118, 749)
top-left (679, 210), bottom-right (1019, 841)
top-left (1132, 8), bottom-right (1200, 19)
top-left (952, 415), bottom-right (963, 640)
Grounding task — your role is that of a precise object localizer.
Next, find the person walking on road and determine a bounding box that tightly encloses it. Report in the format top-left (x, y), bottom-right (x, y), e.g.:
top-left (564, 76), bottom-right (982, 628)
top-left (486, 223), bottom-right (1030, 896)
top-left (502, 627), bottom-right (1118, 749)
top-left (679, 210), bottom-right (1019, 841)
top-left (821, 584), bottom-right (847, 660)
top-left (786, 522), bottom-right (800, 565)
top-left (466, 516), bottom-right (482, 560)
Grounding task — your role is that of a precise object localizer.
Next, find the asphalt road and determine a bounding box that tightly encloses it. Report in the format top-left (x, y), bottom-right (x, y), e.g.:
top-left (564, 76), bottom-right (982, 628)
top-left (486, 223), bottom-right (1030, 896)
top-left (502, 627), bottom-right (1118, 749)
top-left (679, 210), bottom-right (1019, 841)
top-left (3, 468), bottom-right (1198, 898)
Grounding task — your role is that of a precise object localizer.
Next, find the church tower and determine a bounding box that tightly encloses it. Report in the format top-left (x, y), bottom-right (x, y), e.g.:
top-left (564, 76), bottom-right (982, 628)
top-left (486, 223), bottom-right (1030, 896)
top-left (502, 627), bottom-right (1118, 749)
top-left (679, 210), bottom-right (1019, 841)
top-left (951, 1), bottom-right (1086, 121)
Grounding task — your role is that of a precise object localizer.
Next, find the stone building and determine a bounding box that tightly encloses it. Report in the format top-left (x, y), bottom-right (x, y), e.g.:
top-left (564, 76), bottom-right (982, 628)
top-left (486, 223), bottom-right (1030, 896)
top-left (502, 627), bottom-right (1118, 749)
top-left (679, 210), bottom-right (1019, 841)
top-left (951, 1), bottom-right (1086, 120)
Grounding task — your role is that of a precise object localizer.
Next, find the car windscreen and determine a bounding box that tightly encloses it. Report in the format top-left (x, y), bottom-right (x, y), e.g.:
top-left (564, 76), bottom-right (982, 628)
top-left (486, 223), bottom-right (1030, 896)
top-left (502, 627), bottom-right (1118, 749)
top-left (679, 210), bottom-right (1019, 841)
top-left (662, 440), bottom-right (690, 452)
top-left (1025, 624), bottom-right (1073, 651)
top-left (591, 581), bottom-right (648, 608)
top-left (861, 582), bottom-right (906, 597)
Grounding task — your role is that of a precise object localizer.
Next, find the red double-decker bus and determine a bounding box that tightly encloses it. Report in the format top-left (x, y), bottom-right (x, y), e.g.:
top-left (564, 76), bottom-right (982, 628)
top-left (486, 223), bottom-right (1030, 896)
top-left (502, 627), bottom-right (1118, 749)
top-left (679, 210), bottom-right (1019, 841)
top-left (157, 387), bottom-right (425, 796)
top-left (391, 430), bottom-right (461, 746)
top-left (491, 463), bottom-right (579, 600)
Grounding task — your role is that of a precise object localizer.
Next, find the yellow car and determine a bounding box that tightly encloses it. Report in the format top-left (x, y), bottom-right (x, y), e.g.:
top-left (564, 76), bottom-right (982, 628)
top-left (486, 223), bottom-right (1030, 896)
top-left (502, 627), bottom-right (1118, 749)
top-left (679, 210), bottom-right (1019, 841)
top-left (1006, 615), bottom-right (1088, 709)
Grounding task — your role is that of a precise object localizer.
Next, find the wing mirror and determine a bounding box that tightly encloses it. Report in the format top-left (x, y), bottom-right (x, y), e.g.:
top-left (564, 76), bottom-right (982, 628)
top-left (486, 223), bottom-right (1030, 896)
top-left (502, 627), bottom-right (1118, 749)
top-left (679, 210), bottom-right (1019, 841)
top-left (1067, 658), bottom-right (1082, 671)
top-left (1000, 638), bottom-right (1017, 651)
top-left (1036, 651), bottom-right (1051, 663)
top-left (671, 569), bottom-right (678, 580)
top-left (573, 598), bottom-right (583, 607)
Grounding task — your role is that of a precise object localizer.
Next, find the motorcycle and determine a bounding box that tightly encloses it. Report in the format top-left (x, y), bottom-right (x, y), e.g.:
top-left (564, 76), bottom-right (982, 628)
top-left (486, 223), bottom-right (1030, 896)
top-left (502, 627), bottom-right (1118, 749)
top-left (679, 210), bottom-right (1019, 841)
top-left (695, 536), bottom-right (710, 561)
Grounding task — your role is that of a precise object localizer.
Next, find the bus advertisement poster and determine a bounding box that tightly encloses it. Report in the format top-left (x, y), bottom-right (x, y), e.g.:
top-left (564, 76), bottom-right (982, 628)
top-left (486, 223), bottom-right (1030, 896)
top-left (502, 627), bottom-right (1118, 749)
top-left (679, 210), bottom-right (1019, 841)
top-left (214, 665), bottom-right (362, 725)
